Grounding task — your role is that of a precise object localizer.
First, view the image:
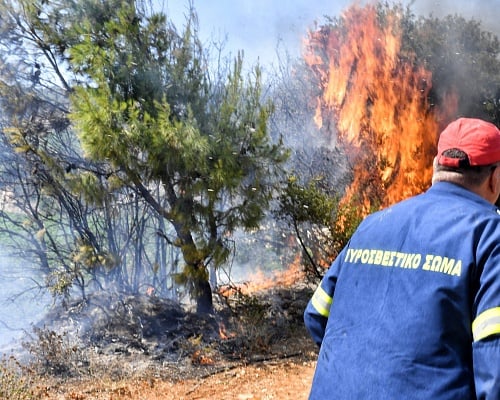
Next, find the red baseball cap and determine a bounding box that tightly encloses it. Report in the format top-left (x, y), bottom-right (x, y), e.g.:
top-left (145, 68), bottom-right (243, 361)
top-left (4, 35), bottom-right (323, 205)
top-left (437, 118), bottom-right (500, 167)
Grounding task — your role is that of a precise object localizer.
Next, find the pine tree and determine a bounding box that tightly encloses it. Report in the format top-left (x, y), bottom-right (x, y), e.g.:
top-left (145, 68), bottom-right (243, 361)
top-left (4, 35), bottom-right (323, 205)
top-left (67, 1), bottom-right (288, 312)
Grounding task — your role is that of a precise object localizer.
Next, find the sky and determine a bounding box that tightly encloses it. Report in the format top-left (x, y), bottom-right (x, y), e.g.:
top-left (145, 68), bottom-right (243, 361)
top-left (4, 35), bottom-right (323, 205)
top-left (163, 0), bottom-right (500, 70)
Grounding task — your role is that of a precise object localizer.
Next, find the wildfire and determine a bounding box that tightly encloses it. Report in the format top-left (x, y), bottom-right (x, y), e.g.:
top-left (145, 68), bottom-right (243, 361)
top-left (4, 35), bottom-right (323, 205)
top-left (217, 255), bottom-right (304, 341)
top-left (191, 349), bottom-right (215, 365)
top-left (218, 253), bottom-right (304, 298)
top-left (304, 3), bottom-right (451, 214)
top-left (218, 320), bottom-right (236, 340)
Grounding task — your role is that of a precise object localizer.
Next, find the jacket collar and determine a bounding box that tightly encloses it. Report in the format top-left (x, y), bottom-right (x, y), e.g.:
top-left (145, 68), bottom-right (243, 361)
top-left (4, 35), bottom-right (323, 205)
top-left (428, 181), bottom-right (499, 214)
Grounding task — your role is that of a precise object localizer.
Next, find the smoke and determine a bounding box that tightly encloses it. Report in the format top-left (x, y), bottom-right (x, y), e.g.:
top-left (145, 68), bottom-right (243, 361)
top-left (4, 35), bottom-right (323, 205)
top-left (165, 0), bottom-right (352, 68)
top-left (413, 0), bottom-right (499, 34)
top-left (166, 0), bottom-right (500, 69)
top-left (0, 258), bottom-right (49, 352)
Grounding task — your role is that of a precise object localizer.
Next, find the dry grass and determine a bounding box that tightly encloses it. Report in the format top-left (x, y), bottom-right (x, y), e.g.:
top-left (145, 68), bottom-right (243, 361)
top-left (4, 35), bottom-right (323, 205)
top-left (0, 355), bottom-right (37, 399)
top-left (1, 286), bottom-right (317, 399)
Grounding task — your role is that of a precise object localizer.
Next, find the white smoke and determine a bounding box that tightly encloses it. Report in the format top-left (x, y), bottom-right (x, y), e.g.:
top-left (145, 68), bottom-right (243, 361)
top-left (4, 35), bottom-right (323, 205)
top-left (0, 258), bottom-right (50, 352)
top-left (413, 0), bottom-right (498, 34)
top-left (166, 0), bottom-right (500, 68)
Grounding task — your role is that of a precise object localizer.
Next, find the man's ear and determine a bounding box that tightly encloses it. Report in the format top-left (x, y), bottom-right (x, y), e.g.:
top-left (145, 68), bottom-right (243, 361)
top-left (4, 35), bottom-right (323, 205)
top-left (495, 192), bottom-right (500, 208)
top-left (431, 157), bottom-right (439, 184)
top-left (490, 166), bottom-right (500, 196)
top-left (433, 156), bottom-right (438, 167)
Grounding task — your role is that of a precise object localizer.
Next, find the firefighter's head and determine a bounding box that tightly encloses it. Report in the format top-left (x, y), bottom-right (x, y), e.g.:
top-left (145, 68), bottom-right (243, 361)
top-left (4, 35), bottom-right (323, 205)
top-left (433, 118), bottom-right (500, 204)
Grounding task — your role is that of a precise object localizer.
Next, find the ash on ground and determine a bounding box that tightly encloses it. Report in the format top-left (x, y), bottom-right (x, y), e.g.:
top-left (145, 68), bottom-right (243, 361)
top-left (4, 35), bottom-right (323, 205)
top-left (21, 286), bottom-right (317, 380)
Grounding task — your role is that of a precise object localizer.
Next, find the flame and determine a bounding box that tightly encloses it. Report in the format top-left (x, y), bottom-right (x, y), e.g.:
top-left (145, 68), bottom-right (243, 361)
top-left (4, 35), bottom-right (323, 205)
top-left (191, 349), bottom-right (215, 365)
top-left (218, 320), bottom-right (236, 340)
top-left (219, 253), bottom-right (304, 298)
top-left (304, 4), bottom-right (450, 214)
top-left (217, 255), bottom-right (304, 340)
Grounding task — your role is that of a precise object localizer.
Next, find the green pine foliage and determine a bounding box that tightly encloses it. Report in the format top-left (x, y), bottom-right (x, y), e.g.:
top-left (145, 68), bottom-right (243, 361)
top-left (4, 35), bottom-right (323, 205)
top-left (66, 1), bottom-right (289, 310)
top-left (277, 176), bottom-right (363, 280)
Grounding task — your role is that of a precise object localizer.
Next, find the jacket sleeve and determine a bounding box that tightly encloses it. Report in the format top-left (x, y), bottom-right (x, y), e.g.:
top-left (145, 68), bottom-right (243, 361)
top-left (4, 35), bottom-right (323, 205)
top-left (473, 337), bottom-right (500, 399)
top-left (304, 247), bottom-right (345, 347)
top-left (472, 233), bottom-right (500, 399)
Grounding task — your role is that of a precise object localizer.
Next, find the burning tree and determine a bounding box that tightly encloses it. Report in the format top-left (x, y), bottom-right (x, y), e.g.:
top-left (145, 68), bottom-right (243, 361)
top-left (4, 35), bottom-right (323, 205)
top-left (404, 12), bottom-right (500, 124)
top-left (301, 2), bottom-right (500, 213)
top-left (304, 3), bottom-right (439, 212)
top-left (272, 2), bottom-right (500, 278)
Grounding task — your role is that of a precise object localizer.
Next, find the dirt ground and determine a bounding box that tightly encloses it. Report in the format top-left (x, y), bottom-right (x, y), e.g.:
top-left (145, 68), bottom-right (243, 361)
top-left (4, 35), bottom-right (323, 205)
top-left (24, 287), bottom-right (318, 399)
top-left (34, 359), bottom-right (316, 400)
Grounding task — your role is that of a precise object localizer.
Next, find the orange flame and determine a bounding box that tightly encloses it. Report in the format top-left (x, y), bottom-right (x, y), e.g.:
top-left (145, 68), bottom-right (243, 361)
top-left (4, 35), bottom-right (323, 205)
top-left (219, 253), bottom-right (304, 297)
top-left (304, 4), bottom-right (450, 214)
top-left (218, 320), bottom-right (236, 340)
top-left (191, 349), bottom-right (215, 365)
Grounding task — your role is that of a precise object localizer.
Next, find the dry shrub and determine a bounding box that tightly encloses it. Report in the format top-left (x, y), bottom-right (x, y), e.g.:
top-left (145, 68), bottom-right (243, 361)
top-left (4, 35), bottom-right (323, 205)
top-left (0, 355), bottom-right (35, 399)
top-left (23, 327), bottom-right (88, 377)
top-left (218, 289), bottom-right (287, 356)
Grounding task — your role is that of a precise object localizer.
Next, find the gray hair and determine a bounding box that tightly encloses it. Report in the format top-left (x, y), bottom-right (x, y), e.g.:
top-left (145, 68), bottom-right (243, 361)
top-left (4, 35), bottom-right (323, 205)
top-left (433, 149), bottom-right (496, 188)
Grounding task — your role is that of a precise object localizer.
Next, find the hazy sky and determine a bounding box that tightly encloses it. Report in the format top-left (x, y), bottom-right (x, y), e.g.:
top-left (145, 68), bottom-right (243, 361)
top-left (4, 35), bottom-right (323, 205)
top-left (164, 0), bottom-right (500, 69)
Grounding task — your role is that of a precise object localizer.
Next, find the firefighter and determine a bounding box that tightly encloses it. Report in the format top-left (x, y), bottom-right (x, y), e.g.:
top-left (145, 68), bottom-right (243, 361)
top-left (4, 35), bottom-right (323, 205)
top-left (304, 117), bottom-right (500, 399)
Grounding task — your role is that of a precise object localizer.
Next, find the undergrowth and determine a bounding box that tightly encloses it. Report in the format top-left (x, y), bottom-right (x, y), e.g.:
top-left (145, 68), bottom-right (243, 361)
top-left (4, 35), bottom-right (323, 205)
top-left (0, 287), bottom-right (313, 397)
top-left (23, 326), bottom-right (88, 377)
top-left (0, 355), bottom-right (35, 400)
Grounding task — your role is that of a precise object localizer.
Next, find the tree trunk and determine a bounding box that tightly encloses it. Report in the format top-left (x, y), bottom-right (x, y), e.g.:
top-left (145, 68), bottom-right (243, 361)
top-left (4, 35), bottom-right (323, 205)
top-left (195, 277), bottom-right (213, 314)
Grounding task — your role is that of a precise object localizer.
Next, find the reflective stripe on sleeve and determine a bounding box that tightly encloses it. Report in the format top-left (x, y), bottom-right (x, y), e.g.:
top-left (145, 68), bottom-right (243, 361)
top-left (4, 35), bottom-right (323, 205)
top-left (472, 307), bottom-right (500, 342)
top-left (311, 285), bottom-right (333, 317)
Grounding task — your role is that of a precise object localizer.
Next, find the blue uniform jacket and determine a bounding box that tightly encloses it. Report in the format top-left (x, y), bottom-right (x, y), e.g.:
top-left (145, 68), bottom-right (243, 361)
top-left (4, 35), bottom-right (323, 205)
top-left (304, 182), bottom-right (500, 399)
